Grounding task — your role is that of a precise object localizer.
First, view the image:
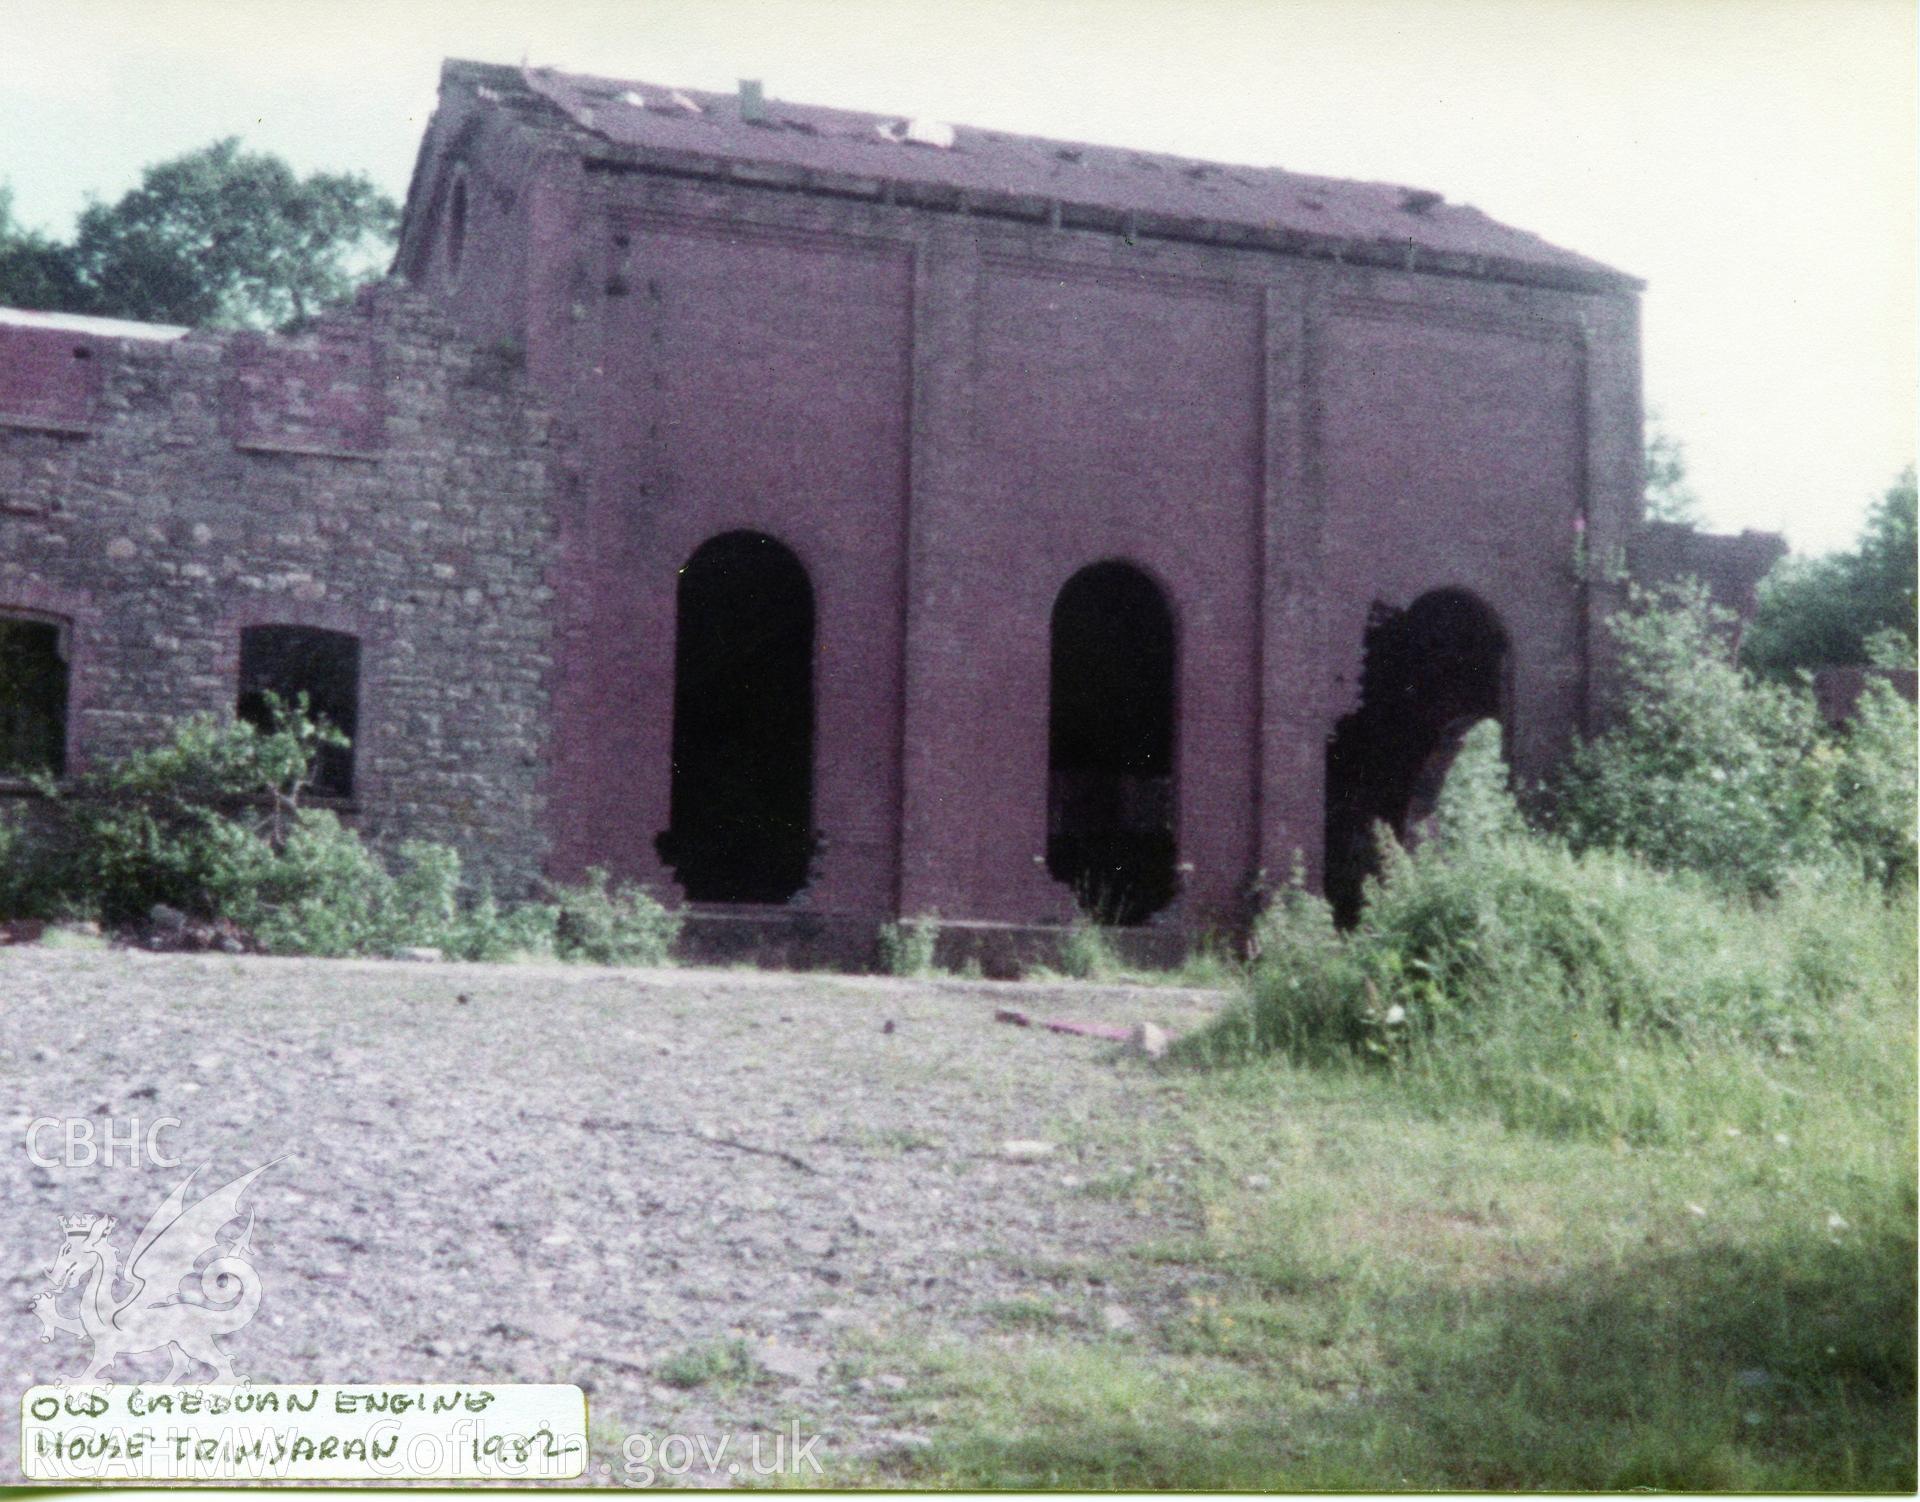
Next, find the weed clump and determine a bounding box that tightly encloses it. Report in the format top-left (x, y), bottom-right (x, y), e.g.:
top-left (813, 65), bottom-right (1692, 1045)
top-left (878, 911), bottom-right (940, 976)
top-left (548, 865), bottom-right (680, 966)
top-left (1057, 913), bottom-right (1122, 980)
top-left (655, 1338), bottom-right (761, 1390)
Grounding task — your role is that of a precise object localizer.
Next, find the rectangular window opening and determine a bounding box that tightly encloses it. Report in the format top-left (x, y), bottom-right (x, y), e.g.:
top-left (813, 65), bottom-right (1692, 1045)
top-left (0, 614), bottom-right (69, 780)
top-left (237, 625), bottom-right (360, 799)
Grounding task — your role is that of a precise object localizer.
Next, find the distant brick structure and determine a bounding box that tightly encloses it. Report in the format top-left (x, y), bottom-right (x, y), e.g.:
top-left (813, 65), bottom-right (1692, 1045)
top-left (1, 59), bottom-right (1780, 954)
top-left (1813, 666), bottom-right (1920, 728)
top-left (1628, 520), bottom-right (1787, 649)
top-left (0, 289), bottom-right (558, 890)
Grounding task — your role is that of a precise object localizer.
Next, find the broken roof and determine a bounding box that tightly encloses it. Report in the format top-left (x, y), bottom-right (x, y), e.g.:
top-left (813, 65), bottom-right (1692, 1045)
top-left (440, 58), bottom-right (1637, 292)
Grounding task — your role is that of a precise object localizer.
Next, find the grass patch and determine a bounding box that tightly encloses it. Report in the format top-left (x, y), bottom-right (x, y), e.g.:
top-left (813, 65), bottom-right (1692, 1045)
top-left (36, 923), bottom-right (109, 951)
top-left (1025, 931), bottom-right (1243, 989)
top-left (655, 1337), bottom-right (763, 1391)
top-left (978, 1298), bottom-right (1068, 1333)
top-left (840, 855), bottom-right (1915, 1490)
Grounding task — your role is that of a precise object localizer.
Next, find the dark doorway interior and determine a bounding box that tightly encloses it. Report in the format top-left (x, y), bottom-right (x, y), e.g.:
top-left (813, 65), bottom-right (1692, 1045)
top-left (237, 624), bottom-right (360, 798)
top-left (1323, 588), bottom-right (1508, 925)
top-left (657, 531), bottom-right (815, 904)
top-left (1047, 561), bottom-right (1177, 925)
top-left (0, 616), bottom-right (68, 779)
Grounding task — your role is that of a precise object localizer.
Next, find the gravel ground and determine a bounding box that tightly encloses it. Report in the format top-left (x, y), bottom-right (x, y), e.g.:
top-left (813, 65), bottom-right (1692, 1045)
top-left (0, 947), bottom-right (1226, 1485)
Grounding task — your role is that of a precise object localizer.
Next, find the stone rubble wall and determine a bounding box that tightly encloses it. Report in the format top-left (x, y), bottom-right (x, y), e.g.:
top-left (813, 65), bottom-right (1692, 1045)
top-left (0, 282), bottom-right (560, 895)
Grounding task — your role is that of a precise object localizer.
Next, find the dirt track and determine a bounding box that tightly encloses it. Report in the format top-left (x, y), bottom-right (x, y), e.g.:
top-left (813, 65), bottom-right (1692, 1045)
top-left (0, 948), bottom-right (1225, 1484)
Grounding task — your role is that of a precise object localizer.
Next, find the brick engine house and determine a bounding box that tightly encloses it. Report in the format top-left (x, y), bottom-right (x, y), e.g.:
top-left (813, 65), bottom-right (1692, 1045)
top-left (0, 60), bottom-right (1780, 964)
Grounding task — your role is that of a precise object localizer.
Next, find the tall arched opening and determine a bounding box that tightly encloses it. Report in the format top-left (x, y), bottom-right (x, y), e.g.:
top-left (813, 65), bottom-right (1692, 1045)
top-left (1324, 587), bottom-right (1510, 924)
top-left (1046, 561), bottom-right (1177, 925)
top-left (655, 531), bottom-right (816, 903)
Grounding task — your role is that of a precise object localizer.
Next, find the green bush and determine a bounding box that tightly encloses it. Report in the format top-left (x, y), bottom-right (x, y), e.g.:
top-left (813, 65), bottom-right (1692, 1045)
top-left (0, 704), bottom-right (630, 964)
top-left (215, 826), bottom-right (559, 960)
top-left (444, 882), bottom-right (561, 963)
top-left (548, 866), bottom-right (679, 966)
top-left (25, 702), bottom-right (337, 925)
top-left (1831, 675), bottom-right (1919, 891)
top-left (1192, 723), bottom-right (1908, 1144)
top-left (0, 809), bottom-right (64, 920)
top-left (1557, 583), bottom-right (1843, 895)
top-left (219, 806), bottom-right (394, 956)
top-left (878, 912), bottom-right (940, 977)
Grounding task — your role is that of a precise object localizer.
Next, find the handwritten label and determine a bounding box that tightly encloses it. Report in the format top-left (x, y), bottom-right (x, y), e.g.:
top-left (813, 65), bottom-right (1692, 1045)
top-left (22, 1383), bottom-right (588, 1480)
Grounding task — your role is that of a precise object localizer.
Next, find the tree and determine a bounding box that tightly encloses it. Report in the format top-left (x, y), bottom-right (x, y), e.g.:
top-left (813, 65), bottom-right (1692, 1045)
top-left (1852, 465), bottom-right (1917, 650)
top-left (1, 140), bottom-right (397, 330)
top-left (1558, 582), bottom-right (1837, 895)
top-left (1743, 468), bottom-right (1918, 677)
top-left (1643, 410), bottom-right (1703, 525)
top-left (0, 186), bottom-right (86, 313)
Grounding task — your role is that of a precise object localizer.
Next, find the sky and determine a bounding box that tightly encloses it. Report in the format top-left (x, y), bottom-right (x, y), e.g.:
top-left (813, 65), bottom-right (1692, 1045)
top-left (1, 0), bottom-right (1913, 556)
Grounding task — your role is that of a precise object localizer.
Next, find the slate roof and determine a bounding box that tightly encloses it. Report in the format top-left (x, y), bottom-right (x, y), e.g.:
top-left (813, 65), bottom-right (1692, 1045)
top-left (439, 58), bottom-right (1637, 292)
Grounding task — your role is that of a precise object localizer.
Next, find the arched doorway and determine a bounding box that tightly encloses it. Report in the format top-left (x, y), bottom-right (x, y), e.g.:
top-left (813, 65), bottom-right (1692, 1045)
top-left (1324, 587), bottom-right (1509, 924)
top-left (655, 532), bottom-right (815, 903)
top-left (1046, 561), bottom-right (1177, 925)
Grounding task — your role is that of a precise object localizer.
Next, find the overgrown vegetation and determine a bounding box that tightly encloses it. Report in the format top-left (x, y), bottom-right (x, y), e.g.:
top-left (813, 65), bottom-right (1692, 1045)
top-left (0, 700), bottom-right (678, 964)
top-left (1743, 466), bottom-right (1917, 678)
top-left (1558, 582), bottom-right (1915, 894)
top-left (1188, 586), bottom-right (1914, 1111)
top-left (548, 865), bottom-right (681, 966)
top-left (877, 912), bottom-right (940, 977)
top-left (1055, 913), bottom-right (1124, 981)
top-left (852, 585), bottom-right (1915, 1492)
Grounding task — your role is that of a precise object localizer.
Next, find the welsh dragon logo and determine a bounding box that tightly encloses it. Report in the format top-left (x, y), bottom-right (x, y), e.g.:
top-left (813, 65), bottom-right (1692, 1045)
top-left (31, 1162), bottom-right (273, 1383)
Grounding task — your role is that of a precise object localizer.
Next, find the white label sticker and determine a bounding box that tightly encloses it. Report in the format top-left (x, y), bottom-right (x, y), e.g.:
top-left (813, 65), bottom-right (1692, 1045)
top-left (22, 1383), bottom-right (588, 1481)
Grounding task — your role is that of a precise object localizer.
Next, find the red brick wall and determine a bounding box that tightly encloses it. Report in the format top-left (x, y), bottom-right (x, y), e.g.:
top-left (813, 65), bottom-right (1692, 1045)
top-left (548, 210), bottom-right (915, 912)
top-left (1317, 300), bottom-right (1588, 788)
top-left (902, 261), bottom-right (1262, 927)
top-left (406, 85), bottom-right (1643, 932)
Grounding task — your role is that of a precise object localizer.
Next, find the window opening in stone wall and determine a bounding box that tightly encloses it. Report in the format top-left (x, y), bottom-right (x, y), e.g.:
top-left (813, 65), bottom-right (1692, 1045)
top-left (1323, 587), bottom-right (1509, 925)
top-left (1046, 560), bottom-right (1178, 925)
top-left (656, 531), bottom-right (816, 904)
top-left (0, 614), bottom-right (69, 779)
top-left (237, 625), bottom-right (360, 799)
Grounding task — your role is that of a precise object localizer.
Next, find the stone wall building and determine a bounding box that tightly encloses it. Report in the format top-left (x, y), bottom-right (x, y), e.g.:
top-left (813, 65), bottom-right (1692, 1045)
top-left (0, 289), bottom-right (558, 892)
top-left (0, 59), bottom-right (1783, 958)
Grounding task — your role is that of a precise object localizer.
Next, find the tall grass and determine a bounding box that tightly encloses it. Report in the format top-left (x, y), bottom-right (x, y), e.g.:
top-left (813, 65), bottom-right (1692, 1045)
top-left (863, 719), bottom-right (1915, 1491)
top-left (1187, 722), bottom-right (1911, 1147)
top-left (867, 884), bottom-right (1914, 1489)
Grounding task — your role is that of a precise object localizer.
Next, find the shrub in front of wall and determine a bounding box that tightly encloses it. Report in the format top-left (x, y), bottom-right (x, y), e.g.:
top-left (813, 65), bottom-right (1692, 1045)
top-left (549, 866), bottom-right (681, 966)
top-left (1554, 583), bottom-right (1841, 895)
top-left (878, 912), bottom-right (940, 977)
top-left (1189, 720), bottom-right (1893, 1124)
top-left (1829, 675), bottom-right (1919, 892)
top-left (28, 703), bottom-right (338, 927)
